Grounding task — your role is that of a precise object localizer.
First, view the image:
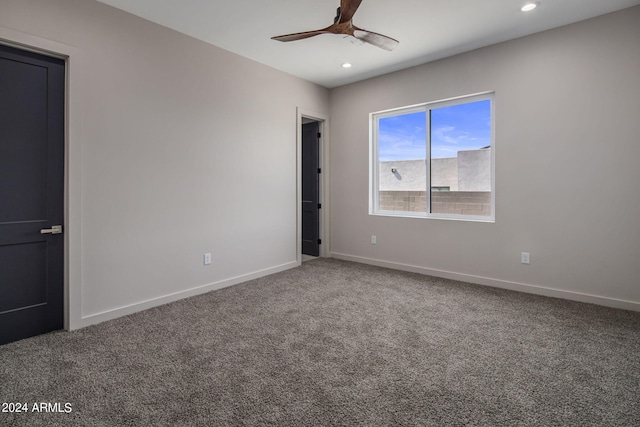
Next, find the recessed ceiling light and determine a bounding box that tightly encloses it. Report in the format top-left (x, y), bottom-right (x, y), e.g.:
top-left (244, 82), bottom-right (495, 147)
top-left (342, 63), bottom-right (352, 68)
top-left (521, 2), bottom-right (539, 12)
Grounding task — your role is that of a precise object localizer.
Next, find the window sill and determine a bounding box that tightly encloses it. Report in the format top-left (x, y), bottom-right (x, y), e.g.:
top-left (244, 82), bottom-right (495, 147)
top-left (370, 210), bottom-right (495, 223)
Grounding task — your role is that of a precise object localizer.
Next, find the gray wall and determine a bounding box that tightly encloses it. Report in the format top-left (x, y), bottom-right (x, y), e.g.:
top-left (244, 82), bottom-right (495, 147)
top-left (379, 191), bottom-right (491, 216)
top-left (458, 149), bottom-right (491, 192)
top-left (379, 160), bottom-right (428, 191)
top-left (330, 7), bottom-right (640, 309)
top-left (0, 0), bottom-right (330, 328)
top-left (379, 148), bottom-right (491, 192)
top-left (432, 157), bottom-right (459, 191)
top-left (1, 1), bottom-right (638, 328)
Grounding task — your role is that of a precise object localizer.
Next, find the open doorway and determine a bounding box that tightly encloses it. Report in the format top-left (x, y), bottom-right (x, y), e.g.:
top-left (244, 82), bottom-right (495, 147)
top-left (298, 109), bottom-right (328, 263)
top-left (302, 118), bottom-right (321, 260)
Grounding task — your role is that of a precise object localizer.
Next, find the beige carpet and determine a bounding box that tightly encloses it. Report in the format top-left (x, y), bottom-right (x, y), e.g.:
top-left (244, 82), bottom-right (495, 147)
top-left (1, 258), bottom-right (639, 426)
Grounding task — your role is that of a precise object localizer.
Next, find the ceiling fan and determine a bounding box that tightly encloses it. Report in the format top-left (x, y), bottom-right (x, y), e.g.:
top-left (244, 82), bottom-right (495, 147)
top-left (271, 0), bottom-right (399, 51)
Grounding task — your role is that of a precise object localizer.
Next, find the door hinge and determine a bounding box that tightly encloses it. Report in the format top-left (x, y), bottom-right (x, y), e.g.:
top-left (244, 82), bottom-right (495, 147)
top-left (317, 168), bottom-right (322, 174)
top-left (317, 132), bottom-right (321, 138)
top-left (317, 239), bottom-right (322, 245)
top-left (318, 203), bottom-right (322, 209)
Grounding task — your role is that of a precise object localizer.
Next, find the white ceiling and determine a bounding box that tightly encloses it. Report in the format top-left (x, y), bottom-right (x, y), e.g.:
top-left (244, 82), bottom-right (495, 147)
top-left (96, 0), bottom-right (640, 88)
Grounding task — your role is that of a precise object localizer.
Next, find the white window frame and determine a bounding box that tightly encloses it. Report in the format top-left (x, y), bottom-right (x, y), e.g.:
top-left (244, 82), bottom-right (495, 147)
top-left (369, 92), bottom-right (495, 222)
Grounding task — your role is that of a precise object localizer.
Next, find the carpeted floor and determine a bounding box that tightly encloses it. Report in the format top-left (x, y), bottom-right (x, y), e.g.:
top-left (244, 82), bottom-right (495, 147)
top-left (1, 258), bottom-right (639, 426)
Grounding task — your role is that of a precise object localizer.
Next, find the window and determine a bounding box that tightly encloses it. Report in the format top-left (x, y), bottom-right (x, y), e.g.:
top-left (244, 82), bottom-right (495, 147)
top-left (370, 93), bottom-right (494, 221)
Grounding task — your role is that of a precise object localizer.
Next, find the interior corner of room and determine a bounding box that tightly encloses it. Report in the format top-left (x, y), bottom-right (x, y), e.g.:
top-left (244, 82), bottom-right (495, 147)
top-left (1, 0), bottom-right (639, 340)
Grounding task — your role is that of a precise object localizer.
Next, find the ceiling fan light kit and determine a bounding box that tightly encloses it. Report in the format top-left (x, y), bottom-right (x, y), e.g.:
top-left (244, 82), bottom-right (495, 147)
top-left (271, 0), bottom-right (399, 51)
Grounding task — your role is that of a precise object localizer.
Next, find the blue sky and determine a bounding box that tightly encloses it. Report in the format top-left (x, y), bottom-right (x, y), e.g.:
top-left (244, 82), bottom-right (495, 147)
top-left (378, 99), bottom-right (491, 161)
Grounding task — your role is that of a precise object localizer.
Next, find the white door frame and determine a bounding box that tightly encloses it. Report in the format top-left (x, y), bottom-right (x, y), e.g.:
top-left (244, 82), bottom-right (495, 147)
top-left (296, 108), bottom-right (330, 264)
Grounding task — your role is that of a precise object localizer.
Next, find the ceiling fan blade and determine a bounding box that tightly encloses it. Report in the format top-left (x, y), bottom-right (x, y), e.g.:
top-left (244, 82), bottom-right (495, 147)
top-left (338, 0), bottom-right (363, 23)
top-left (272, 29), bottom-right (332, 43)
top-left (271, 1), bottom-right (400, 50)
top-left (353, 28), bottom-right (399, 51)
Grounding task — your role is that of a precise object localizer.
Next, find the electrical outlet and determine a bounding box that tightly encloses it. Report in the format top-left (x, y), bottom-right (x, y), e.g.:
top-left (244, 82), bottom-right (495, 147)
top-left (521, 252), bottom-right (530, 265)
top-left (204, 253), bottom-right (212, 265)
top-left (371, 235), bottom-right (377, 244)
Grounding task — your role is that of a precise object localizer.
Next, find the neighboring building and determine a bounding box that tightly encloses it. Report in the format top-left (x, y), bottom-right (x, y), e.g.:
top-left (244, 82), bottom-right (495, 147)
top-left (379, 147), bottom-right (491, 192)
top-left (378, 147), bottom-right (491, 215)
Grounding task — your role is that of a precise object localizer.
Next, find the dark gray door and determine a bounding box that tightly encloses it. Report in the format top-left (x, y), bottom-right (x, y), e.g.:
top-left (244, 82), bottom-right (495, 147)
top-left (302, 122), bottom-right (320, 257)
top-left (0, 44), bottom-right (65, 345)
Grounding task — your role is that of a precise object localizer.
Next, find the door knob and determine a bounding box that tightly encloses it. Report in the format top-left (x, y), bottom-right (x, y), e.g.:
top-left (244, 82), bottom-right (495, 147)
top-left (41, 225), bottom-right (63, 235)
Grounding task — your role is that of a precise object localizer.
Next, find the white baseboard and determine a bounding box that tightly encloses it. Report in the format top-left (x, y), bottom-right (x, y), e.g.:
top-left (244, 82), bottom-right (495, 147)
top-left (78, 261), bottom-right (300, 329)
top-left (330, 252), bottom-right (640, 312)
